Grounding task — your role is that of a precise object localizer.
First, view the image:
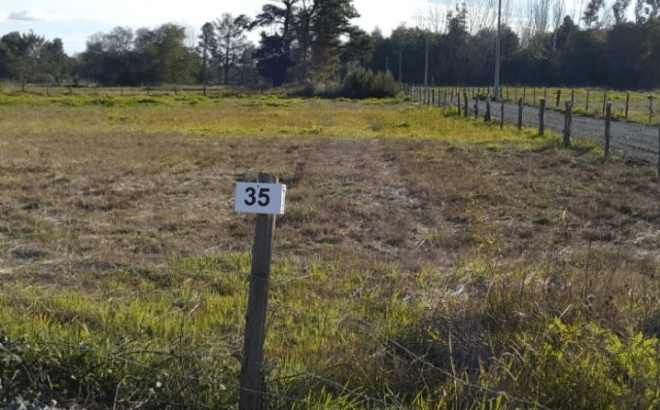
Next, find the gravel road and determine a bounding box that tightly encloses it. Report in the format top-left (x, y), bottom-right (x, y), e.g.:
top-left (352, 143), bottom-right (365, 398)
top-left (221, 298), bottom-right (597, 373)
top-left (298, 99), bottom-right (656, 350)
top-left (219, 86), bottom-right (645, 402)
top-left (446, 98), bottom-right (660, 164)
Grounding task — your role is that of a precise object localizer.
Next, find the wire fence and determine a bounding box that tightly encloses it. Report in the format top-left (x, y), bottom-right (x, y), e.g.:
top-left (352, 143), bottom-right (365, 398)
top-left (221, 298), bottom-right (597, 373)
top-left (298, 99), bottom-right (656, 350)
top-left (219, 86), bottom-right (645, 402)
top-left (406, 85), bottom-right (660, 166)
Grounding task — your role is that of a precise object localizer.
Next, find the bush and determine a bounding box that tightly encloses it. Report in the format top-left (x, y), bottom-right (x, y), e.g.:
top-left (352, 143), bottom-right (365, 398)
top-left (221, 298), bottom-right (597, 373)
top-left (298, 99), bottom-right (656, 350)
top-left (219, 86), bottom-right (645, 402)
top-left (341, 67), bottom-right (399, 99)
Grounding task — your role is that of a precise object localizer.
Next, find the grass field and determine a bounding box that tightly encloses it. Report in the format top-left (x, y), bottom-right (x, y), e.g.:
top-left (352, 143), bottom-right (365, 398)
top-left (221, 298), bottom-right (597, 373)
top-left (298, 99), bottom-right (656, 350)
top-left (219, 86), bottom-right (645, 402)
top-left (2, 91), bottom-right (660, 409)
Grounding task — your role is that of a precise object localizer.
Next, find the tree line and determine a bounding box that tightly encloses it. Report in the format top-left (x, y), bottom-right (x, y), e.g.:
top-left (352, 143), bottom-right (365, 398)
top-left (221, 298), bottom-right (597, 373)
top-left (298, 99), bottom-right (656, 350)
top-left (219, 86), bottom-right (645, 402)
top-left (371, 1), bottom-right (660, 89)
top-left (1, 0), bottom-right (660, 90)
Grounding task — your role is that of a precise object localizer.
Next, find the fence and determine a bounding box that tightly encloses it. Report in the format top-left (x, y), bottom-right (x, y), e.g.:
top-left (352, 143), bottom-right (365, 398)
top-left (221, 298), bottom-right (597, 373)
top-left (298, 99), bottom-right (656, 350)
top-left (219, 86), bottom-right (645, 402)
top-left (406, 85), bottom-right (660, 169)
top-left (0, 82), bottom-right (255, 97)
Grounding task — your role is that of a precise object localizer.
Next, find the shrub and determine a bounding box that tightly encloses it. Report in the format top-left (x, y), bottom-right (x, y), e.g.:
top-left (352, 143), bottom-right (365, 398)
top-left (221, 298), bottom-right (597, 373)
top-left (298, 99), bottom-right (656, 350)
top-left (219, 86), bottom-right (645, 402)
top-left (341, 67), bottom-right (399, 99)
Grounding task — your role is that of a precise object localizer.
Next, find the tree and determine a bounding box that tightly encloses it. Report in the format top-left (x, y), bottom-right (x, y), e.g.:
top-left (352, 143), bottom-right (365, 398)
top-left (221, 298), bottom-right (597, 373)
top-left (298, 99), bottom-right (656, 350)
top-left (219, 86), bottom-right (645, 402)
top-left (197, 22), bottom-right (217, 84)
top-left (254, 0), bottom-right (299, 39)
top-left (583, 0), bottom-right (605, 28)
top-left (340, 27), bottom-right (374, 69)
top-left (445, 4), bottom-right (469, 83)
top-left (39, 38), bottom-right (68, 83)
top-left (309, 0), bottom-right (360, 77)
top-left (214, 14), bottom-right (250, 85)
top-left (135, 23), bottom-right (197, 84)
top-left (612, 0), bottom-right (631, 24)
top-left (253, 0), bottom-right (359, 83)
top-left (254, 33), bottom-right (293, 86)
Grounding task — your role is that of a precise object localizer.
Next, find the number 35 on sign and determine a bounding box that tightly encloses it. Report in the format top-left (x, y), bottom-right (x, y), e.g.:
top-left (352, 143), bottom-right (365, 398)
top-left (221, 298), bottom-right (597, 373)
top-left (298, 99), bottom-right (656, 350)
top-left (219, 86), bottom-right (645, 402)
top-left (235, 182), bottom-right (286, 215)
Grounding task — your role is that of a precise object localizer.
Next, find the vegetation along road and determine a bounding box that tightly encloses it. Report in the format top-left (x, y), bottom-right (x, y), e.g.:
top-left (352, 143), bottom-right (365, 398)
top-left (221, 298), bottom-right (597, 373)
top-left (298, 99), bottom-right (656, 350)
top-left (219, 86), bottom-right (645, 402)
top-left (462, 98), bottom-right (660, 163)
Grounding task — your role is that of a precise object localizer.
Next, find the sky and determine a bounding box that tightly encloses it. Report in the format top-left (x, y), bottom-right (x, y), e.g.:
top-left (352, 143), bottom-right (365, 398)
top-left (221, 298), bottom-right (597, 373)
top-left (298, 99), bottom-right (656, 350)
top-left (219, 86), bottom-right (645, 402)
top-left (0, 0), bottom-right (433, 56)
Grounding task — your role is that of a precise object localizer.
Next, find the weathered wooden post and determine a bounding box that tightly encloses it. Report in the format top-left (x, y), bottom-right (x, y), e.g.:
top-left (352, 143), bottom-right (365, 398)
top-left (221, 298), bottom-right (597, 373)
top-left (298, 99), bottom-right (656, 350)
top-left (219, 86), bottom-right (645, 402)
top-left (649, 95), bottom-right (654, 124)
top-left (517, 98), bottom-right (523, 131)
top-left (457, 93), bottom-right (461, 116)
top-left (463, 92), bottom-right (468, 117)
top-left (571, 89), bottom-right (575, 106)
top-left (586, 89), bottom-right (590, 112)
top-left (625, 92), bottom-right (630, 121)
top-left (237, 174), bottom-right (286, 410)
top-left (556, 89), bottom-right (561, 107)
top-left (485, 99), bottom-right (491, 122)
top-left (563, 101), bottom-right (572, 148)
top-left (500, 98), bottom-right (505, 129)
top-left (603, 90), bottom-right (607, 115)
top-left (539, 98), bottom-right (545, 136)
top-left (474, 97), bottom-right (479, 119)
top-left (605, 101), bottom-right (612, 157)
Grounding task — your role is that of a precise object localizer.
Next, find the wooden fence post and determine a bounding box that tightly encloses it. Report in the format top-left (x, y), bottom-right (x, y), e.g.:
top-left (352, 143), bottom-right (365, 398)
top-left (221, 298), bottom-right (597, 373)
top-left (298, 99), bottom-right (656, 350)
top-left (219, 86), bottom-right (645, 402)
top-left (539, 98), bottom-right (545, 136)
top-left (474, 97), bottom-right (479, 119)
top-left (563, 101), bottom-right (572, 148)
top-left (605, 101), bottom-right (612, 157)
top-left (457, 93), bottom-right (461, 116)
top-left (602, 90), bottom-right (607, 115)
top-left (518, 98), bottom-right (523, 130)
top-left (239, 173), bottom-right (278, 410)
top-left (463, 92), bottom-right (468, 117)
top-left (500, 99), bottom-right (505, 129)
top-left (625, 92), bottom-right (630, 121)
top-left (485, 99), bottom-right (491, 122)
top-left (586, 89), bottom-right (590, 112)
top-left (571, 89), bottom-right (575, 106)
top-left (556, 89), bottom-right (561, 107)
top-left (649, 96), bottom-right (654, 124)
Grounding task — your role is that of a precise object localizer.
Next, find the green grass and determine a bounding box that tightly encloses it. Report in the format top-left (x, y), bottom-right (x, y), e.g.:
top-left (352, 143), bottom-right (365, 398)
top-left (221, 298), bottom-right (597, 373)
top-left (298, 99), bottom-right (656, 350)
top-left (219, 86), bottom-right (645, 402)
top-left (1, 91), bottom-right (660, 409)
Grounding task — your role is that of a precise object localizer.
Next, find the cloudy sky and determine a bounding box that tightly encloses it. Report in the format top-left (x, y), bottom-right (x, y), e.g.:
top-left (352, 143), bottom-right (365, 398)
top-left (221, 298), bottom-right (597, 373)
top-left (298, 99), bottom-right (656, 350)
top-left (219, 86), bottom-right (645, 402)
top-left (0, 0), bottom-right (438, 56)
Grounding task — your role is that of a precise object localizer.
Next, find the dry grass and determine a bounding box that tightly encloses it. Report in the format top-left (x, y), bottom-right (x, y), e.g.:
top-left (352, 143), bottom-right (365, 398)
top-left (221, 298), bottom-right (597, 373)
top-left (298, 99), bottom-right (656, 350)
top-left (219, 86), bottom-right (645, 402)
top-left (1, 93), bottom-right (660, 409)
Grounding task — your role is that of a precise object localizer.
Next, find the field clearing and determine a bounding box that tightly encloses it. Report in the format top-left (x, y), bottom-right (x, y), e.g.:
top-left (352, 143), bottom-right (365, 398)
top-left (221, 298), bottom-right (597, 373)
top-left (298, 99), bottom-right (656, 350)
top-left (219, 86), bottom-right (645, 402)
top-left (2, 93), bottom-right (660, 409)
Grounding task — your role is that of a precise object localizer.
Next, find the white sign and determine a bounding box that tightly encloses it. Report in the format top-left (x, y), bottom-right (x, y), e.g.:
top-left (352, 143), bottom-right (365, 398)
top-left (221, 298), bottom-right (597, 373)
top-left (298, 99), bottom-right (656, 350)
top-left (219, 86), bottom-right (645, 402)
top-left (235, 182), bottom-right (286, 215)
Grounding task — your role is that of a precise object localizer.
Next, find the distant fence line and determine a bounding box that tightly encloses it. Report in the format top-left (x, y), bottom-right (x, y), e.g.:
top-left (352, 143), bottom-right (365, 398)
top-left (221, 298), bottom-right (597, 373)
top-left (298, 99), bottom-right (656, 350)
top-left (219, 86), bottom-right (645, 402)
top-left (404, 85), bottom-right (660, 127)
top-left (405, 84), bottom-right (660, 173)
top-left (0, 83), bottom-right (262, 97)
